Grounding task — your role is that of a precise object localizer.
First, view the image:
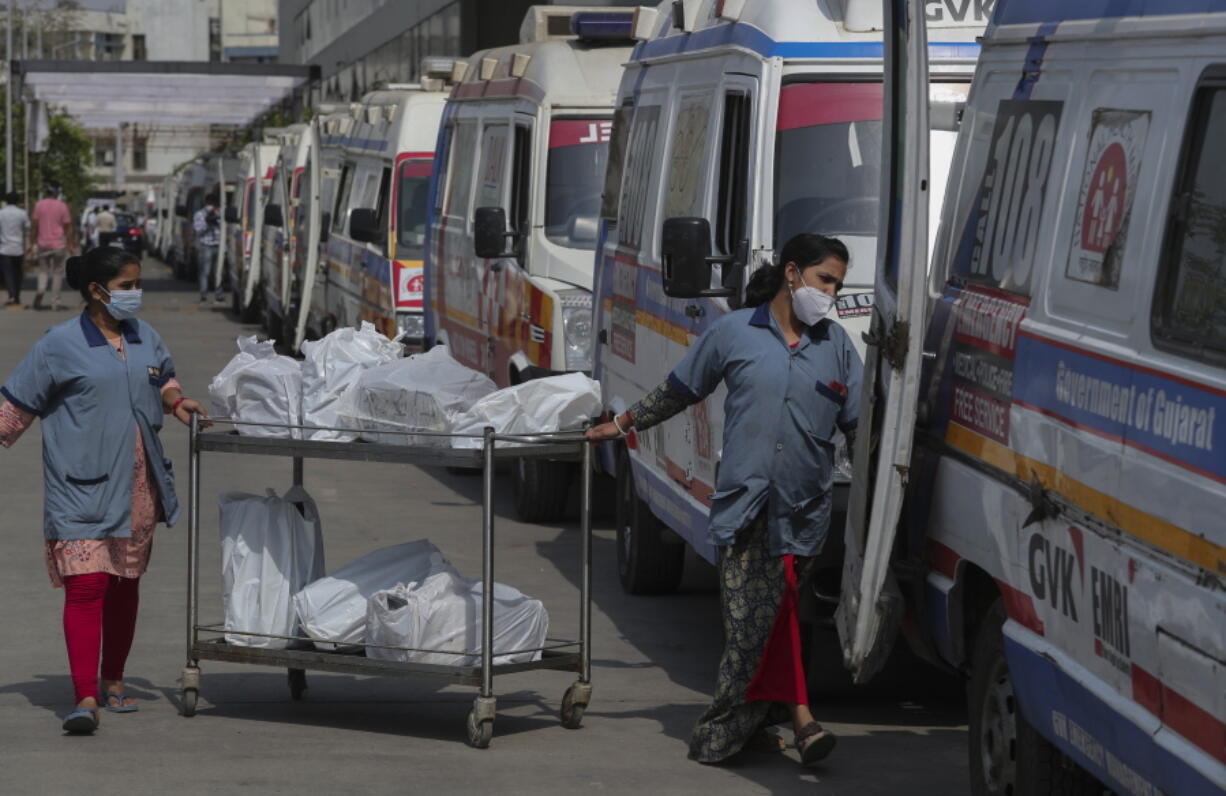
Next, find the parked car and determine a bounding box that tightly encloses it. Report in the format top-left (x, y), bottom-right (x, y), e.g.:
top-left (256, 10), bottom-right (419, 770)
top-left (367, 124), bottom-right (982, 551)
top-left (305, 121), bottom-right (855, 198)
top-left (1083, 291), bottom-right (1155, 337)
top-left (106, 212), bottom-right (144, 255)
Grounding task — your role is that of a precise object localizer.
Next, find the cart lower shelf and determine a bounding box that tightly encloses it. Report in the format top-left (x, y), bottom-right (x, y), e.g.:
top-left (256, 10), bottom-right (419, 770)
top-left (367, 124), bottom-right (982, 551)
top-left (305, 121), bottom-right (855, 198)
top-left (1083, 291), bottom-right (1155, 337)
top-left (190, 637), bottom-right (582, 685)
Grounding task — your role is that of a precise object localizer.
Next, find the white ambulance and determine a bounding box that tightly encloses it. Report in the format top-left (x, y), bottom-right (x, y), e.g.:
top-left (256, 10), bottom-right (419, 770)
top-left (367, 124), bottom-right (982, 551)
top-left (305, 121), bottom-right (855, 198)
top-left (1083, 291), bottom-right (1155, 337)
top-left (591, 0), bottom-right (982, 593)
top-left (425, 6), bottom-right (635, 521)
top-left (839, 1), bottom-right (1226, 793)
top-left (226, 140), bottom-right (279, 321)
top-left (258, 123), bottom-right (310, 341)
top-left (317, 69), bottom-right (451, 348)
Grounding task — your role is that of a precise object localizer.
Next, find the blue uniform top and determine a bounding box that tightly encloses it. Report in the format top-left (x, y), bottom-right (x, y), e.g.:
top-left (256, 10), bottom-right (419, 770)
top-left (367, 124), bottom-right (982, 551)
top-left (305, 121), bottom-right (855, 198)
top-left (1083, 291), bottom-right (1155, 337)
top-left (2, 313), bottom-right (181, 540)
top-left (668, 303), bottom-right (862, 557)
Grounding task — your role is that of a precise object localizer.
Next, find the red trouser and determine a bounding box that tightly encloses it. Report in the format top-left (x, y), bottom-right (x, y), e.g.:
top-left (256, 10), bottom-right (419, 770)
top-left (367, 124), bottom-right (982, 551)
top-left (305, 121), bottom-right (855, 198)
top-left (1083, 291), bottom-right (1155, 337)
top-left (62, 573), bottom-right (140, 704)
top-left (745, 554), bottom-right (808, 705)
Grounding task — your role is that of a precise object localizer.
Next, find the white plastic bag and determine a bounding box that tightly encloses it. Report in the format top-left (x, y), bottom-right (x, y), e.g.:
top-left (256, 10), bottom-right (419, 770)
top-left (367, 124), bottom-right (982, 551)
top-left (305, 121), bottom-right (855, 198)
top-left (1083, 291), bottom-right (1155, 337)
top-left (366, 569), bottom-right (548, 666)
top-left (301, 321), bottom-right (402, 441)
top-left (218, 486), bottom-right (326, 649)
top-left (208, 335), bottom-right (277, 419)
top-left (292, 539), bottom-right (454, 650)
top-left (450, 373), bottom-right (602, 448)
top-left (339, 345), bottom-right (496, 446)
top-left (234, 354), bottom-right (303, 438)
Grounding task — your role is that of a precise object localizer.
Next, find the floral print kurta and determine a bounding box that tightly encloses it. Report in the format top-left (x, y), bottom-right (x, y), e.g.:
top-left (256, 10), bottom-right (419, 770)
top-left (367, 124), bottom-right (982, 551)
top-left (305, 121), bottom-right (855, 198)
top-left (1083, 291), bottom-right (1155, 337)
top-left (0, 336), bottom-right (180, 587)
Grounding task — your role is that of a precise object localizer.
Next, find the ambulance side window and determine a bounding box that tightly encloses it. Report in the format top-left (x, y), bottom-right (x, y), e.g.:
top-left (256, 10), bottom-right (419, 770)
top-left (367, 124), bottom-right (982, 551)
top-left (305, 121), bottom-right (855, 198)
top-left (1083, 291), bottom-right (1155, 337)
top-left (445, 121), bottom-right (478, 218)
top-left (664, 90), bottom-right (715, 222)
top-left (602, 105), bottom-right (634, 221)
top-left (433, 125), bottom-right (453, 214)
top-left (616, 104), bottom-right (662, 254)
top-left (374, 166), bottom-right (392, 255)
top-left (716, 92), bottom-right (751, 256)
top-left (332, 163), bottom-right (353, 234)
top-left (475, 123), bottom-right (510, 211)
top-left (1153, 77), bottom-right (1226, 365)
top-left (511, 125), bottom-right (531, 238)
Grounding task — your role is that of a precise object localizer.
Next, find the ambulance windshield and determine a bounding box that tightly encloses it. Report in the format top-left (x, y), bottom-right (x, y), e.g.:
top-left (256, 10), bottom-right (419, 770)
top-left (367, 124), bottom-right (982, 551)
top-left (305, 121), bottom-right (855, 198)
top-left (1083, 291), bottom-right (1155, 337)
top-left (546, 118), bottom-right (612, 251)
top-left (774, 82), bottom-right (884, 247)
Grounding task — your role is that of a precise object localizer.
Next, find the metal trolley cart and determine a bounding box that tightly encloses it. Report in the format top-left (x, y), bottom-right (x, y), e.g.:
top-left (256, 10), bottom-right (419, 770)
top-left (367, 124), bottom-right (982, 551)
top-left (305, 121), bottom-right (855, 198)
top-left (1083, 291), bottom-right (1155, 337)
top-left (179, 416), bottom-right (594, 748)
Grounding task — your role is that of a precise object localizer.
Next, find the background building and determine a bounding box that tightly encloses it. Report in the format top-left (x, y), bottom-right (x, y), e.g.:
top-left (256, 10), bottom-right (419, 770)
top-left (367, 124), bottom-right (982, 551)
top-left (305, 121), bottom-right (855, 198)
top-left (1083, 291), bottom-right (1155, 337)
top-left (278, 0), bottom-right (642, 105)
top-left (4, 0), bottom-right (278, 201)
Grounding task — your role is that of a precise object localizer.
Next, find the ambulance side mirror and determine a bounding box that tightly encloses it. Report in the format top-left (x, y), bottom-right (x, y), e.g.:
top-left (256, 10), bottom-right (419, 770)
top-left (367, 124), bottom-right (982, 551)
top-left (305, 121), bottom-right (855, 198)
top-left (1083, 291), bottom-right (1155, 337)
top-left (661, 217), bottom-right (736, 299)
top-left (349, 207), bottom-right (382, 244)
top-left (224, 206), bottom-right (240, 224)
top-left (319, 212), bottom-right (331, 243)
top-left (473, 206), bottom-right (518, 259)
top-left (263, 203), bottom-right (284, 228)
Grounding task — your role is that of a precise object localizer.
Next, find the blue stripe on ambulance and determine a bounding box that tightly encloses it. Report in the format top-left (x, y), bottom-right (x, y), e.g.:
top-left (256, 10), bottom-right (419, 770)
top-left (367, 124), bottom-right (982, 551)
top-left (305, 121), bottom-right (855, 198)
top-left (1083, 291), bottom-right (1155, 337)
top-left (1005, 633), bottom-right (1221, 796)
top-left (632, 24), bottom-right (980, 62)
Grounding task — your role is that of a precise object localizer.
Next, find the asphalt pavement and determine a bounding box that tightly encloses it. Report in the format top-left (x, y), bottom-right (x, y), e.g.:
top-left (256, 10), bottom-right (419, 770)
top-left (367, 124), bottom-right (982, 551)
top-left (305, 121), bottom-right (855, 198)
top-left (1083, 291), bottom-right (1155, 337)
top-left (0, 256), bottom-right (970, 795)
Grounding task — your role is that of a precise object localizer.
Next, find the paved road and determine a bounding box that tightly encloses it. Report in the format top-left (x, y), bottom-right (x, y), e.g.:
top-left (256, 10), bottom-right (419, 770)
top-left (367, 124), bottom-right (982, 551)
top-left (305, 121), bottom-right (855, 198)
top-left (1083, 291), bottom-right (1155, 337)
top-left (0, 258), bottom-right (969, 795)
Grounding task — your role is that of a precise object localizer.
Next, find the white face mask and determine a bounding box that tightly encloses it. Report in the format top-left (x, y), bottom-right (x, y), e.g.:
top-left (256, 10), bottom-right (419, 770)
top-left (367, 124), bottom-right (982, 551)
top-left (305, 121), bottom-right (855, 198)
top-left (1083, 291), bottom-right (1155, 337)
top-left (790, 280), bottom-right (835, 326)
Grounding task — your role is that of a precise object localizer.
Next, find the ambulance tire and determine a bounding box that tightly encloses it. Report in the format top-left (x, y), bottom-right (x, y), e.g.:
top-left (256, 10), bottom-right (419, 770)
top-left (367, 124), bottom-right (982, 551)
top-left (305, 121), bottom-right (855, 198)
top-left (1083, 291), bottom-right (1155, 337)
top-left (615, 450), bottom-right (684, 595)
top-left (968, 599), bottom-right (1103, 796)
top-left (512, 458), bottom-right (572, 523)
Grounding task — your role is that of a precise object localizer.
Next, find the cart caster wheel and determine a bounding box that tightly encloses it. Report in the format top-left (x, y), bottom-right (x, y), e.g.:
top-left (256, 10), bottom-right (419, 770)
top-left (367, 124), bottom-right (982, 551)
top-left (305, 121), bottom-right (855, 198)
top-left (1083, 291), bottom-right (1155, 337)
top-left (561, 681), bottom-right (592, 730)
top-left (288, 668), bottom-right (307, 700)
top-left (181, 688), bottom-right (198, 717)
top-left (466, 710), bottom-right (493, 749)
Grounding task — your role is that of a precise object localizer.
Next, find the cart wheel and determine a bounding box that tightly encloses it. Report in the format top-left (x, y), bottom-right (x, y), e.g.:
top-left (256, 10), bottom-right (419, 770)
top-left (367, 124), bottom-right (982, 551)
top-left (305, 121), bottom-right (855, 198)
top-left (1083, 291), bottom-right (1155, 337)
top-left (288, 668), bottom-right (307, 701)
top-left (466, 710), bottom-right (493, 749)
top-left (181, 688), bottom-right (198, 717)
top-left (560, 681), bottom-right (592, 730)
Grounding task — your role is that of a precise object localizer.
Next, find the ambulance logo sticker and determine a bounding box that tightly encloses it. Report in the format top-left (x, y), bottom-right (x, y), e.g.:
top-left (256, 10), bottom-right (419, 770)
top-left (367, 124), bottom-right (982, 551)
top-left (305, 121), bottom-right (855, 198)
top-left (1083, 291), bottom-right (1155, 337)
top-left (1066, 109), bottom-right (1150, 289)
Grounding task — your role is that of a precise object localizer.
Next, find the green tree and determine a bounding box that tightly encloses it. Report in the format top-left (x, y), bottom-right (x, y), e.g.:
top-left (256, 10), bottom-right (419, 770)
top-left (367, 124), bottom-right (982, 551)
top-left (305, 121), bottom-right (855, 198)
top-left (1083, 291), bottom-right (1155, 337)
top-left (38, 113), bottom-right (95, 208)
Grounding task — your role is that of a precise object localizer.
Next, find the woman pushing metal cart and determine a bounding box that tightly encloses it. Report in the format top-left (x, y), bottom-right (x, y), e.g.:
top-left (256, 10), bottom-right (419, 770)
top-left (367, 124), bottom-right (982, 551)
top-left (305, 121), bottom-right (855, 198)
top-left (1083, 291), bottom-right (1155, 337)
top-left (179, 414), bottom-right (595, 749)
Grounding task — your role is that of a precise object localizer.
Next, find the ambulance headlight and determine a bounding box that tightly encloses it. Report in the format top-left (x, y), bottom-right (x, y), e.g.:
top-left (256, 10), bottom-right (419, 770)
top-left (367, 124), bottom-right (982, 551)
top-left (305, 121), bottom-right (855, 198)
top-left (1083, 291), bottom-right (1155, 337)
top-left (396, 312), bottom-right (425, 344)
top-left (832, 429), bottom-right (854, 483)
top-left (559, 291), bottom-right (593, 372)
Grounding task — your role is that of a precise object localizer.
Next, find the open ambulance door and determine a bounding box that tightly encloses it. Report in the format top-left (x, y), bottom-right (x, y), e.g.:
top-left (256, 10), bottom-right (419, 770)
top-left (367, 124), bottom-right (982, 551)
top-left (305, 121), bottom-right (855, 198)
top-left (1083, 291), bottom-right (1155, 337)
top-left (214, 158), bottom-right (226, 292)
top-left (242, 145), bottom-right (264, 312)
top-left (834, 0), bottom-right (931, 683)
top-left (293, 119), bottom-right (323, 354)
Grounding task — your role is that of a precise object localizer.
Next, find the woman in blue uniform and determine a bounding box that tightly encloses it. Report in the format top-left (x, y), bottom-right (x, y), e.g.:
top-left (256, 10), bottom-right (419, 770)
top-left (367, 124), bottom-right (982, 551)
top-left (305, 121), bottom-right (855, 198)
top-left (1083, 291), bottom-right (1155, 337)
top-left (588, 233), bottom-right (862, 768)
top-left (0, 246), bottom-right (209, 734)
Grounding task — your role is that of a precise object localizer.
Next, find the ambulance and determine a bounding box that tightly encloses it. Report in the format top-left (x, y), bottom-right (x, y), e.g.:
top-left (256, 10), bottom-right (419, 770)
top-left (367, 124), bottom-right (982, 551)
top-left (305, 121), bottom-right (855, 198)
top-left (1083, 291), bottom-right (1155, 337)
top-left (226, 140), bottom-right (279, 321)
top-left (590, 0), bottom-right (982, 593)
top-left (317, 64), bottom-right (453, 348)
top-left (425, 6), bottom-right (635, 521)
top-left (164, 155), bottom-right (237, 282)
top-left (168, 158), bottom-right (211, 280)
top-left (838, 1), bottom-right (1226, 793)
top-left (291, 107), bottom-right (352, 344)
top-left (257, 123), bottom-right (310, 342)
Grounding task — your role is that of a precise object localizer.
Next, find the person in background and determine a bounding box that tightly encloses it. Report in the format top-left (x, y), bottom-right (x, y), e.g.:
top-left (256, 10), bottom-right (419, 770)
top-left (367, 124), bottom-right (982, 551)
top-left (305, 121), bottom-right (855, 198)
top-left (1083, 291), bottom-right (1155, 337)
top-left (82, 205), bottom-right (99, 252)
top-left (587, 234), bottom-right (861, 769)
top-left (30, 186), bottom-right (77, 311)
top-left (0, 246), bottom-right (210, 735)
top-left (0, 192), bottom-right (31, 308)
top-left (95, 204), bottom-right (118, 248)
top-left (192, 194), bottom-right (224, 303)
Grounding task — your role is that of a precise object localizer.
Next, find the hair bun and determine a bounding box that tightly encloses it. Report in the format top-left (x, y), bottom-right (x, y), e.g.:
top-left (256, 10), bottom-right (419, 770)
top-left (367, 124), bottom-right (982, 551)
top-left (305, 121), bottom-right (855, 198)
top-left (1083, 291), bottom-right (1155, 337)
top-left (64, 256), bottom-right (84, 290)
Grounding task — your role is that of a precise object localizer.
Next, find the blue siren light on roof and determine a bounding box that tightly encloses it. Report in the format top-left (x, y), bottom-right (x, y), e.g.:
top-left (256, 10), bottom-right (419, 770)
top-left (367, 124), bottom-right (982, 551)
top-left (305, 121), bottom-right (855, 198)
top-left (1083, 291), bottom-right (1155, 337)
top-left (570, 11), bottom-right (636, 41)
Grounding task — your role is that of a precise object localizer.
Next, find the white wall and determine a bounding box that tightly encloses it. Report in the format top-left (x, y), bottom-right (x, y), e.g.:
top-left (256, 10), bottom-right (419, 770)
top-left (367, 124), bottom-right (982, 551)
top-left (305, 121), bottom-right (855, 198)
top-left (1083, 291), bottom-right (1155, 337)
top-left (127, 0), bottom-right (212, 61)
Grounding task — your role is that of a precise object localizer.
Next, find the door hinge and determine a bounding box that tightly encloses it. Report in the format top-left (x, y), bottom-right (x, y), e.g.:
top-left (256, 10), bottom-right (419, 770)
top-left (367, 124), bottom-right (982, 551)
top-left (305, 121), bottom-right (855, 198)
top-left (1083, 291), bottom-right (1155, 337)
top-left (863, 318), bottom-right (909, 370)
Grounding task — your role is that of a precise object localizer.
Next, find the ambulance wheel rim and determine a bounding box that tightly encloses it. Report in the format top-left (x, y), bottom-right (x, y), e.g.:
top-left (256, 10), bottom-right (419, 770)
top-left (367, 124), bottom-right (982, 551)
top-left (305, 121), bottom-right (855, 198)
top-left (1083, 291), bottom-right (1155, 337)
top-left (978, 654), bottom-right (1018, 793)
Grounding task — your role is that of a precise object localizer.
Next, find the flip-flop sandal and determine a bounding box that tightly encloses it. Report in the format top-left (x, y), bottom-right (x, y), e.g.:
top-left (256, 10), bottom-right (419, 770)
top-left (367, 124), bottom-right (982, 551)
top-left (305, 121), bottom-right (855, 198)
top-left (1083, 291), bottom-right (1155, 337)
top-left (103, 691), bottom-right (139, 713)
top-left (744, 729), bottom-right (787, 753)
top-left (62, 708), bottom-right (99, 735)
top-left (796, 721), bottom-right (837, 767)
